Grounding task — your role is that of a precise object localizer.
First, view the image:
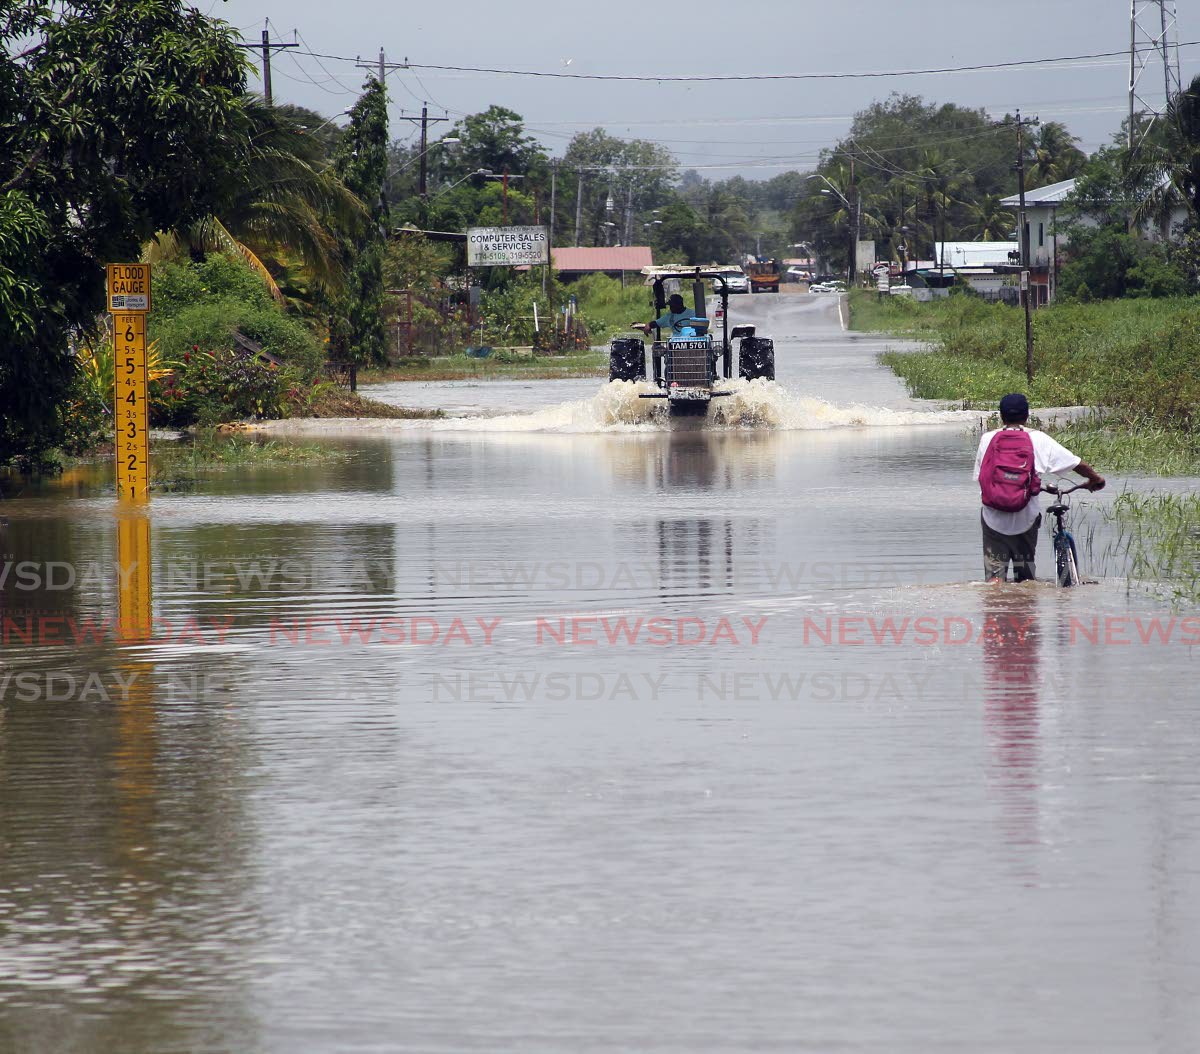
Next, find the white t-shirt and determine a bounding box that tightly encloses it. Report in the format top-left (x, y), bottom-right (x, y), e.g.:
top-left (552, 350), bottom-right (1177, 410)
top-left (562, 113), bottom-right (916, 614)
top-left (973, 427), bottom-right (1081, 535)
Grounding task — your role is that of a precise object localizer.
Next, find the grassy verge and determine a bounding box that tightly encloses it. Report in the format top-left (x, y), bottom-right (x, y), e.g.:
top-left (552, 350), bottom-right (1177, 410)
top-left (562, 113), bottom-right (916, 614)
top-left (854, 289), bottom-right (1200, 475)
top-left (1103, 491), bottom-right (1200, 604)
top-left (359, 350), bottom-right (607, 384)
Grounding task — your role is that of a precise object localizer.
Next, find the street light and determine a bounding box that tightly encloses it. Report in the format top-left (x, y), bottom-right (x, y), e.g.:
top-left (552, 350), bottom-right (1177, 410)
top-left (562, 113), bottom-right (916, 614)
top-left (808, 173), bottom-right (857, 287)
top-left (391, 137), bottom-right (460, 176)
top-left (433, 168), bottom-right (493, 197)
top-left (298, 108), bottom-right (353, 135)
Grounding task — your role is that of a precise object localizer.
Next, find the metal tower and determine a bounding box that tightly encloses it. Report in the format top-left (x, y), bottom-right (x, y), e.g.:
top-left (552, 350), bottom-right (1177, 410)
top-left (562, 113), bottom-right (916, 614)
top-left (1129, 0), bottom-right (1183, 148)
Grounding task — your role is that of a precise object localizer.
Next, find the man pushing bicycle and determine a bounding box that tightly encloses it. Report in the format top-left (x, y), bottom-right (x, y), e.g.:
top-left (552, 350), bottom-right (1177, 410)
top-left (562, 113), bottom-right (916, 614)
top-left (972, 393), bottom-right (1105, 583)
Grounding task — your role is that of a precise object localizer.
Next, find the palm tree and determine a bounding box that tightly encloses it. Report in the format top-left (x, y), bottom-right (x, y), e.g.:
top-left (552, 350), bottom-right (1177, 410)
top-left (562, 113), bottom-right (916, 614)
top-left (912, 150), bottom-right (974, 264)
top-left (1029, 122), bottom-right (1087, 188)
top-left (963, 194), bottom-right (1017, 241)
top-left (148, 98), bottom-right (368, 300)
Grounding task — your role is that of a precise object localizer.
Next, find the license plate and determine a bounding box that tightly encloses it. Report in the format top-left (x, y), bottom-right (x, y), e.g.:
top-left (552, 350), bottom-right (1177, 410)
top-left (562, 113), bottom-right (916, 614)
top-left (672, 340), bottom-right (709, 350)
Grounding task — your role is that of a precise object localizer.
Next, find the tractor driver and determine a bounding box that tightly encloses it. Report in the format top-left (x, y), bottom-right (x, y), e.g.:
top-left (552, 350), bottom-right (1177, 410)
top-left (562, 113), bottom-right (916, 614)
top-left (632, 293), bottom-right (698, 337)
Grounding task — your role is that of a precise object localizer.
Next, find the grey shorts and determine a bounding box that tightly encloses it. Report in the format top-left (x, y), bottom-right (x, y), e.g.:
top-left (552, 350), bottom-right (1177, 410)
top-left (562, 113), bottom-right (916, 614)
top-left (981, 513), bottom-right (1042, 582)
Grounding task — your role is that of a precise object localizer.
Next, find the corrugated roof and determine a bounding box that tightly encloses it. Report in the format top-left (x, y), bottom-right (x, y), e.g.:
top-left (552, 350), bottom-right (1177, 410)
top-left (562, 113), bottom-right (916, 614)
top-left (1000, 177), bottom-right (1077, 207)
top-left (551, 246), bottom-right (654, 272)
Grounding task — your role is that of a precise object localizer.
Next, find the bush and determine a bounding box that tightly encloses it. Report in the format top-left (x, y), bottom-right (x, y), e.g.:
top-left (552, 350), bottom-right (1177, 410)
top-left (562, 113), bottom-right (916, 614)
top-left (150, 255), bottom-right (324, 375)
top-left (154, 348), bottom-right (288, 427)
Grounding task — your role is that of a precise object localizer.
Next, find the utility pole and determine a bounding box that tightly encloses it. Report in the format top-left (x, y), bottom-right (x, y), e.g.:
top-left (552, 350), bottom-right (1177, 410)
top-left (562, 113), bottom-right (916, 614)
top-left (235, 23), bottom-right (298, 106)
top-left (849, 154), bottom-right (858, 288)
top-left (574, 172), bottom-right (583, 246)
top-left (544, 162), bottom-right (558, 296)
top-left (624, 180), bottom-right (634, 245)
top-left (1013, 110), bottom-right (1040, 271)
top-left (1013, 110), bottom-right (1039, 383)
top-left (398, 105), bottom-right (450, 198)
top-left (354, 50), bottom-right (389, 86)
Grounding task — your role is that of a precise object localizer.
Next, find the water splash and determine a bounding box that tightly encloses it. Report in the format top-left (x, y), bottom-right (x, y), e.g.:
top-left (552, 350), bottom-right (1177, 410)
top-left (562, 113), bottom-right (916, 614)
top-left (431, 379), bottom-right (979, 434)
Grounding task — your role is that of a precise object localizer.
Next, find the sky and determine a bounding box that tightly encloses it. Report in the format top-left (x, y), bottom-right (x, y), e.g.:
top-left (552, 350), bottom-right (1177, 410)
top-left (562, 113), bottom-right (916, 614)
top-left (210, 0), bottom-right (1197, 181)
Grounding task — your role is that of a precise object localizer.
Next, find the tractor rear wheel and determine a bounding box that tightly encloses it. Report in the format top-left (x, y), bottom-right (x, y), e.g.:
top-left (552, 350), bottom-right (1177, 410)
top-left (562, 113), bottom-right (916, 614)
top-left (739, 337), bottom-right (775, 381)
top-left (608, 338), bottom-right (646, 382)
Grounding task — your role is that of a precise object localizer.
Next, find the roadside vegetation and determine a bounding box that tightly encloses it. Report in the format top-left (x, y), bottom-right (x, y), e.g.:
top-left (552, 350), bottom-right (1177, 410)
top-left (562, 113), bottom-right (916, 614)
top-left (853, 290), bottom-right (1200, 474)
top-left (1103, 492), bottom-right (1200, 605)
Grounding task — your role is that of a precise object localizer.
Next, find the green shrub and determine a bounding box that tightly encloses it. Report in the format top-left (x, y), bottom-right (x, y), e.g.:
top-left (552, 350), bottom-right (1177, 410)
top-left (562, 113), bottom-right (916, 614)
top-left (154, 348), bottom-right (288, 427)
top-left (150, 255), bottom-right (324, 376)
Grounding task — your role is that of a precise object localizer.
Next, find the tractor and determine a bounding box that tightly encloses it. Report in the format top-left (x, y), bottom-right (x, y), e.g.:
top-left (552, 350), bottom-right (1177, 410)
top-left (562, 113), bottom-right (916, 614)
top-left (608, 267), bottom-right (776, 418)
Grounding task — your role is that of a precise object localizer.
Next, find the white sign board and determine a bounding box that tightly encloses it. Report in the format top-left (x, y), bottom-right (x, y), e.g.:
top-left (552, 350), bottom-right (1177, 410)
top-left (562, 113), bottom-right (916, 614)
top-left (854, 240), bottom-right (876, 274)
top-left (467, 226), bottom-right (549, 267)
top-left (1020, 270), bottom-right (1030, 291)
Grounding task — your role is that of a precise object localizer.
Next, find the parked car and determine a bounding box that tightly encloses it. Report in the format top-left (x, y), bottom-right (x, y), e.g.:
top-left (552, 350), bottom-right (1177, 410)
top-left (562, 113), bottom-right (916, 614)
top-left (809, 281), bottom-right (846, 295)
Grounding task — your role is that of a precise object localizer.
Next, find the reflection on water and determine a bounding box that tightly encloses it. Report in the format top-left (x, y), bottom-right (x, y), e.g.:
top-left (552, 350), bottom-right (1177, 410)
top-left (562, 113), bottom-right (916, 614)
top-left (980, 586), bottom-right (1043, 850)
top-left (3, 425), bottom-right (1200, 1052)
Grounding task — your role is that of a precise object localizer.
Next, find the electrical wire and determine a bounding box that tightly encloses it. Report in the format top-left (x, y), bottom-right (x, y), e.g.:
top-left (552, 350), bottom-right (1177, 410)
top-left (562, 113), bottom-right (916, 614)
top-left (292, 41), bottom-right (1200, 84)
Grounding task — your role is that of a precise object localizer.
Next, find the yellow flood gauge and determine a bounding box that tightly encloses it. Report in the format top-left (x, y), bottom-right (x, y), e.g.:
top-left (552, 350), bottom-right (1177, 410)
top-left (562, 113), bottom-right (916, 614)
top-left (107, 264), bottom-right (151, 503)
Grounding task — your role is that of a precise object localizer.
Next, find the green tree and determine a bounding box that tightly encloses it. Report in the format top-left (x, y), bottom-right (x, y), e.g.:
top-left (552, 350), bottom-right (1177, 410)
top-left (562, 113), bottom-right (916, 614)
top-left (561, 129), bottom-right (676, 246)
top-left (1028, 121), bottom-right (1087, 188)
top-left (150, 99), bottom-right (368, 301)
top-left (329, 79), bottom-right (390, 366)
top-left (1123, 74), bottom-right (1200, 236)
top-left (963, 194), bottom-right (1016, 240)
top-left (0, 0), bottom-right (248, 465)
top-left (447, 106), bottom-right (547, 182)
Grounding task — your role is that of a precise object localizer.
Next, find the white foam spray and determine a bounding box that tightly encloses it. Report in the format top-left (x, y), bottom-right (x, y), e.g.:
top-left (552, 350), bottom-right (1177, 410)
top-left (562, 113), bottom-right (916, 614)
top-left (429, 379), bottom-right (980, 434)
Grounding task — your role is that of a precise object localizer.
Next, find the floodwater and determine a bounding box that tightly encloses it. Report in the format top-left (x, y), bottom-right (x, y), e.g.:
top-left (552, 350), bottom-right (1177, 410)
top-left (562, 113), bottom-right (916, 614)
top-left (2, 294), bottom-right (1199, 1053)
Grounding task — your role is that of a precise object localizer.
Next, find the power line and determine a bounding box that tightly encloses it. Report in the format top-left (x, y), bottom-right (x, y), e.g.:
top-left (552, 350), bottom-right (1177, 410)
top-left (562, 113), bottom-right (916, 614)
top-left (293, 41), bottom-right (1200, 84)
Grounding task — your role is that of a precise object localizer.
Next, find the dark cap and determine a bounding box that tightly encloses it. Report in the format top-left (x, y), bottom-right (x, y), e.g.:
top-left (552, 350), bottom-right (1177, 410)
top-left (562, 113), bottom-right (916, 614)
top-left (999, 393), bottom-right (1030, 421)
top-left (667, 293), bottom-right (685, 311)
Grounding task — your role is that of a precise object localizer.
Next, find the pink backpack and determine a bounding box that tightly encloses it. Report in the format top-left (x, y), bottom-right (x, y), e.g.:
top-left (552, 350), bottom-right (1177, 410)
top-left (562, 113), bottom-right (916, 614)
top-left (979, 429), bottom-right (1041, 511)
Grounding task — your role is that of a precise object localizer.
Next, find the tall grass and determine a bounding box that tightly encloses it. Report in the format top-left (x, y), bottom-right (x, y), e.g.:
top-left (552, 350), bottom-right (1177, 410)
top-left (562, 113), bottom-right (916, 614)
top-left (1104, 491), bottom-right (1200, 604)
top-left (856, 290), bottom-right (1200, 421)
top-left (856, 289), bottom-right (1200, 473)
top-left (572, 274), bottom-right (654, 342)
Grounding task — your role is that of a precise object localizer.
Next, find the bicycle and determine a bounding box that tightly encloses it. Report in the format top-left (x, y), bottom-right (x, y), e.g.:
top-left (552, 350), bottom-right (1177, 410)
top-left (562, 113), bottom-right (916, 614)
top-left (1043, 481), bottom-right (1089, 587)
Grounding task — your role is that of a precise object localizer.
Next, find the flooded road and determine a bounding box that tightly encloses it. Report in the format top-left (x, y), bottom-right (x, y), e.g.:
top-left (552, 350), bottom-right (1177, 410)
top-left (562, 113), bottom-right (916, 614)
top-left (3, 294), bottom-right (1199, 1052)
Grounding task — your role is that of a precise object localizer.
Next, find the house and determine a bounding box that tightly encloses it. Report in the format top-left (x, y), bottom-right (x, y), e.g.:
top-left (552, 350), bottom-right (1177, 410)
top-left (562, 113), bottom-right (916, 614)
top-left (997, 178), bottom-right (1079, 304)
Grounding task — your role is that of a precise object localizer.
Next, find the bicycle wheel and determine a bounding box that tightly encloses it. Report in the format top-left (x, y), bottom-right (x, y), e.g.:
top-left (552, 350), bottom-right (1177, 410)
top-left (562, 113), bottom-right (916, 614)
top-left (1056, 534), bottom-right (1081, 587)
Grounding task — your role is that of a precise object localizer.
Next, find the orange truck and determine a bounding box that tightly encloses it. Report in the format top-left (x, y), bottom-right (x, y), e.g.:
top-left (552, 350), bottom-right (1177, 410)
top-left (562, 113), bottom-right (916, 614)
top-left (746, 259), bottom-right (781, 294)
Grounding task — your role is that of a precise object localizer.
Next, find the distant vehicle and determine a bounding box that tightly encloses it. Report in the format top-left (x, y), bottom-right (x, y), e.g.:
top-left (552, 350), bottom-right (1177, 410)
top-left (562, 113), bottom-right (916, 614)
top-left (609, 267), bottom-right (776, 417)
top-left (809, 280), bottom-right (846, 295)
top-left (747, 259), bottom-right (781, 294)
top-left (716, 268), bottom-right (750, 294)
